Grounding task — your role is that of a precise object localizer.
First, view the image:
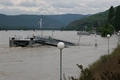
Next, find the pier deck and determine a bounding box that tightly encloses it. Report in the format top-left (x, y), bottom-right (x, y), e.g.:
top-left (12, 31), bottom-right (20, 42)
top-left (9, 36), bottom-right (76, 47)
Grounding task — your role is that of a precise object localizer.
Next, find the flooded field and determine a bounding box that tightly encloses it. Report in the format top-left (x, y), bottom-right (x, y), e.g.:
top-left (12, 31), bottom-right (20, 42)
top-left (0, 30), bottom-right (118, 80)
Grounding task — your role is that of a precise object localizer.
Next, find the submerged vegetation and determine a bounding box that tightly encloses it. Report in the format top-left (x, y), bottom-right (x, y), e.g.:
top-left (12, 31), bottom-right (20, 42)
top-left (69, 45), bottom-right (120, 80)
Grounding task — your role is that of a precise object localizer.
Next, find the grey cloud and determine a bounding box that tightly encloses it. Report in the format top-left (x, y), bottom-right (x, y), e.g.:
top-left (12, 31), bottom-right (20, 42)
top-left (0, 7), bottom-right (37, 15)
top-left (86, 3), bottom-right (103, 9)
top-left (86, 0), bottom-right (120, 8)
top-left (0, 0), bottom-right (14, 6)
top-left (0, 0), bottom-right (120, 15)
top-left (51, 2), bottom-right (75, 8)
top-left (19, 1), bottom-right (38, 7)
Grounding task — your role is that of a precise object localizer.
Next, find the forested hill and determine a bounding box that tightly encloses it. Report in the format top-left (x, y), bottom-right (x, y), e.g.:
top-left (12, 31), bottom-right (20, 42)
top-left (0, 14), bottom-right (87, 30)
top-left (67, 10), bottom-right (109, 30)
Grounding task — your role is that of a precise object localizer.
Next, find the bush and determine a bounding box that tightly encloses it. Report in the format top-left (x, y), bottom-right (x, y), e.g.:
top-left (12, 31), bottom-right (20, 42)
top-left (100, 23), bottom-right (114, 37)
top-left (70, 45), bottom-right (120, 80)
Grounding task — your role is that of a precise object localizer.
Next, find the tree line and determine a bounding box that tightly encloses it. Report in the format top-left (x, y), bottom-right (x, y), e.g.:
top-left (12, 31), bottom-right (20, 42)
top-left (100, 5), bottom-right (120, 37)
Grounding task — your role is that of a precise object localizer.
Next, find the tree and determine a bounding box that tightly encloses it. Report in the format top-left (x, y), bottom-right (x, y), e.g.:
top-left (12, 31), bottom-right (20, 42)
top-left (101, 23), bottom-right (114, 37)
top-left (115, 5), bottom-right (120, 31)
top-left (107, 6), bottom-right (115, 27)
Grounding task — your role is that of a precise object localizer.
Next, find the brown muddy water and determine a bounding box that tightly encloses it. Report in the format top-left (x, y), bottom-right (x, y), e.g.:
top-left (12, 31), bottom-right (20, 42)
top-left (0, 30), bottom-right (118, 80)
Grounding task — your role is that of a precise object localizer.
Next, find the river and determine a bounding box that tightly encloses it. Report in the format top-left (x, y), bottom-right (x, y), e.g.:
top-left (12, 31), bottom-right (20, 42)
top-left (0, 30), bottom-right (118, 80)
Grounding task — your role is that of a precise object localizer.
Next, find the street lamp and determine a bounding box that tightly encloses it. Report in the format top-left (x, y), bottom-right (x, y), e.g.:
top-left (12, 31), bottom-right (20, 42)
top-left (57, 42), bottom-right (65, 80)
top-left (107, 34), bottom-right (110, 55)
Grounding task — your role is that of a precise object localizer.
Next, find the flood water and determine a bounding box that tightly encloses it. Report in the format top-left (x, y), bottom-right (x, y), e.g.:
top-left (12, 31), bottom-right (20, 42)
top-left (0, 30), bottom-right (118, 80)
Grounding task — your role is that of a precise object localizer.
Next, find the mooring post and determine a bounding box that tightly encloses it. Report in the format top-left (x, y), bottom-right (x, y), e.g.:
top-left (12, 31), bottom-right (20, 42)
top-left (28, 38), bottom-right (34, 47)
top-left (9, 37), bottom-right (15, 47)
top-left (77, 35), bottom-right (81, 46)
top-left (95, 33), bottom-right (97, 47)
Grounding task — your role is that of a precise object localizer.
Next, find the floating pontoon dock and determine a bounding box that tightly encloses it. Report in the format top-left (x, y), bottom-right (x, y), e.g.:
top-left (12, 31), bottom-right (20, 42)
top-left (9, 36), bottom-right (76, 47)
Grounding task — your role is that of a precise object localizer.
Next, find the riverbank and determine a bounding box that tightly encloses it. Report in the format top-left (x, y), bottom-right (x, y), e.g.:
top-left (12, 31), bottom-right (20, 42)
top-left (72, 45), bottom-right (120, 80)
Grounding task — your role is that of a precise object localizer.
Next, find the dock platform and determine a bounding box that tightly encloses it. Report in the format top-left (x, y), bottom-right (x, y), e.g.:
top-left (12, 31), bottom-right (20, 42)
top-left (9, 36), bottom-right (76, 47)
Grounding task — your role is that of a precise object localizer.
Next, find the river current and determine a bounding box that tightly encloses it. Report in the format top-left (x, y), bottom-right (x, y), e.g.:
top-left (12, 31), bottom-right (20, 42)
top-left (0, 30), bottom-right (118, 80)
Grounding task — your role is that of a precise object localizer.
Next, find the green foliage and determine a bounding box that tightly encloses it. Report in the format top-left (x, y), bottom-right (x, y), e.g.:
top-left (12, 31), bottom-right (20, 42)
top-left (67, 5), bottom-right (120, 32)
top-left (97, 6), bottom-right (116, 37)
top-left (115, 5), bottom-right (120, 31)
top-left (107, 6), bottom-right (115, 23)
top-left (106, 5), bottom-right (120, 31)
top-left (70, 45), bottom-right (120, 80)
top-left (67, 10), bottom-right (108, 30)
top-left (107, 6), bottom-right (115, 27)
top-left (100, 23), bottom-right (114, 37)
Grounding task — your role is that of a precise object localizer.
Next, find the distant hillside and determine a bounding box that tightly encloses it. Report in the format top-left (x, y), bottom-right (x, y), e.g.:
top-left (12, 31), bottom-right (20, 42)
top-left (67, 10), bottom-right (109, 30)
top-left (0, 14), bottom-right (87, 30)
top-left (47, 14), bottom-right (88, 26)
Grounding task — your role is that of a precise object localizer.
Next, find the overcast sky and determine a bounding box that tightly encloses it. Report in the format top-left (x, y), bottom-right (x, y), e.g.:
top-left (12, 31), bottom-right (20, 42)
top-left (0, 0), bottom-right (120, 15)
